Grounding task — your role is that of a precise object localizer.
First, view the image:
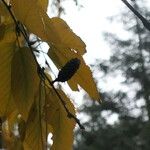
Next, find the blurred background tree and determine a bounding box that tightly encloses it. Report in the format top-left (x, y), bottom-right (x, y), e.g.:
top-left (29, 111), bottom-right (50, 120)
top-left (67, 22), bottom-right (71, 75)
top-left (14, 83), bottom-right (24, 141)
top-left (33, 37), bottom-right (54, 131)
top-left (50, 0), bottom-right (81, 17)
top-left (74, 0), bottom-right (150, 149)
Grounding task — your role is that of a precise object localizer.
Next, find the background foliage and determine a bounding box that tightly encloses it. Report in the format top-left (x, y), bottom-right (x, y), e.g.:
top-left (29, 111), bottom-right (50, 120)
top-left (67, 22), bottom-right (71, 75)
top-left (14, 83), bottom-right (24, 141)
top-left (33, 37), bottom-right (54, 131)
top-left (74, 0), bottom-right (150, 149)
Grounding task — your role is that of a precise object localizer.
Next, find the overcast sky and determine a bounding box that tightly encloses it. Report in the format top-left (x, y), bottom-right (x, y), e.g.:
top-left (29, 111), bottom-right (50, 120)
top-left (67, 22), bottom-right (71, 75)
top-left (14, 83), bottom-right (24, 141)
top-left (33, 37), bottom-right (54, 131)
top-left (58, 0), bottom-right (149, 63)
top-left (60, 0), bottom-right (125, 62)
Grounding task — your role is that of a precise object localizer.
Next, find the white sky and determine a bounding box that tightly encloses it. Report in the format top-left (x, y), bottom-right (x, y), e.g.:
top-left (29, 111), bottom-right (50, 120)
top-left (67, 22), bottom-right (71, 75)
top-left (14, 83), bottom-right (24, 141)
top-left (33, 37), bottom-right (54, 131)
top-left (60, 0), bottom-right (124, 63)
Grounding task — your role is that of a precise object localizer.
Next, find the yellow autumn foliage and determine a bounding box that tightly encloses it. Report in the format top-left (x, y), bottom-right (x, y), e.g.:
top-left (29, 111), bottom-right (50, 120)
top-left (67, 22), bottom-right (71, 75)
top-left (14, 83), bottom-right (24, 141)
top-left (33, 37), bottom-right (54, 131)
top-left (0, 0), bottom-right (101, 149)
top-left (45, 89), bottom-right (76, 150)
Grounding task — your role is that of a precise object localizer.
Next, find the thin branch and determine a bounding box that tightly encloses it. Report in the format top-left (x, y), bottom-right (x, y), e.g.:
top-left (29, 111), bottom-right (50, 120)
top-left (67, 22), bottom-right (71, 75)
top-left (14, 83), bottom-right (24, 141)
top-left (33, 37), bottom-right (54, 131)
top-left (121, 0), bottom-right (150, 31)
top-left (0, 118), bottom-right (3, 149)
top-left (43, 81), bottom-right (48, 149)
top-left (1, 0), bottom-right (18, 25)
top-left (44, 73), bottom-right (85, 130)
top-left (39, 80), bottom-right (44, 150)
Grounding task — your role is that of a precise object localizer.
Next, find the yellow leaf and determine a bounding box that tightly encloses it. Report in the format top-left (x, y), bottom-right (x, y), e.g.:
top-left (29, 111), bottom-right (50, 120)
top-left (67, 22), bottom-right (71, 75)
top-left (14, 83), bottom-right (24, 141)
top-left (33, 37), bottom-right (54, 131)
top-left (18, 117), bottom-right (26, 141)
top-left (2, 121), bottom-right (13, 147)
top-left (11, 47), bottom-right (40, 120)
top-left (10, 139), bottom-right (24, 150)
top-left (11, 0), bottom-right (86, 54)
top-left (45, 89), bottom-right (76, 150)
top-left (46, 17), bottom-right (86, 55)
top-left (0, 15), bottom-right (24, 45)
top-left (23, 101), bottom-right (43, 150)
top-left (0, 42), bottom-right (16, 117)
top-left (2, 120), bottom-right (24, 150)
top-left (0, 21), bottom-right (19, 126)
top-left (0, 2), bottom-right (13, 25)
top-left (1, 23), bottom-right (16, 43)
top-left (23, 87), bottom-right (52, 150)
top-left (4, 136), bottom-right (24, 150)
top-left (11, 0), bottom-right (47, 40)
top-left (48, 46), bottom-right (101, 101)
top-left (0, 24), bottom-right (6, 40)
top-left (0, 1), bottom-right (9, 16)
top-left (7, 109), bottom-right (18, 130)
top-left (38, 0), bottom-right (48, 12)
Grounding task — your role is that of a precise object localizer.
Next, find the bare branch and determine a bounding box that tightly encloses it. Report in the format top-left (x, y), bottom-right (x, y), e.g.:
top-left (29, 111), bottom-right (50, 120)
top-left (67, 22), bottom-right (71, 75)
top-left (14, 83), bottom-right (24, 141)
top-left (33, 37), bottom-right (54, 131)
top-left (121, 0), bottom-right (150, 31)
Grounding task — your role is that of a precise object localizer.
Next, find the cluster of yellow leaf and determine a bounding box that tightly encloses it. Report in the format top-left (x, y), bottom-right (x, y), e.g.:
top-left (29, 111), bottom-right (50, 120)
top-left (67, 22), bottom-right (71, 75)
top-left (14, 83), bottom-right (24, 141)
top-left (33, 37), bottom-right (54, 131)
top-left (0, 0), bottom-right (100, 149)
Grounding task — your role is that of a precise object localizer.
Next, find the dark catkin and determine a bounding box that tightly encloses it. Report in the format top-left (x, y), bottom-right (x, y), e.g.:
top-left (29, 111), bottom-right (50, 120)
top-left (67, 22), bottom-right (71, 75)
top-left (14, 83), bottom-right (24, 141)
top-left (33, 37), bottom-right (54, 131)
top-left (52, 58), bottom-right (81, 84)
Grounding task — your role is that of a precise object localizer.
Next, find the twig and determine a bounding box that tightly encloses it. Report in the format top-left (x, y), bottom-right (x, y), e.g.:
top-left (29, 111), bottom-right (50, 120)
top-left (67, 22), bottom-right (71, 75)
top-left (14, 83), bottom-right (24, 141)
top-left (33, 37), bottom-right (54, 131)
top-left (1, 0), bottom-right (18, 25)
top-left (0, 118), bottom-right (3, 149)
top-left (121, 0), bottom-right (150, 31)
top-left (43, 81), bottom-right (48, 149)
top-left (38, 80), bottom-right (44, 150)
top-left (44, 73), bottom-right (85, 130)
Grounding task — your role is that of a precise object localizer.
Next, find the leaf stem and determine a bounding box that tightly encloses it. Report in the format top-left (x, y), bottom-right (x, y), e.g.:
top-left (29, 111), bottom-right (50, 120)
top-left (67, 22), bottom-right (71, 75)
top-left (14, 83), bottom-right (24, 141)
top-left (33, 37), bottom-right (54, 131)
top-left (0, 118), bottom-right (3, 149)
top-left (43, 82), bottom-right (48, 149)
top-left (39, 80), bottom-right (44, 150)
top-left (44, 73), bottom-right (85, 129)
